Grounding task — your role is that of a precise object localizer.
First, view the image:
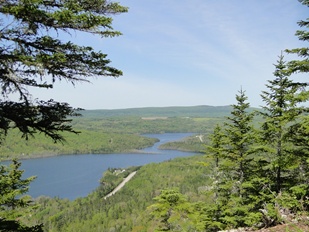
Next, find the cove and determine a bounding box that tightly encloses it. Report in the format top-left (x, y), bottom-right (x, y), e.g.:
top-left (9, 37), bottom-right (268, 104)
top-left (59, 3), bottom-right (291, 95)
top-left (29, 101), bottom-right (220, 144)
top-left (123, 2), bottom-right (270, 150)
top-left (18, 133), bottom-right (196, 200)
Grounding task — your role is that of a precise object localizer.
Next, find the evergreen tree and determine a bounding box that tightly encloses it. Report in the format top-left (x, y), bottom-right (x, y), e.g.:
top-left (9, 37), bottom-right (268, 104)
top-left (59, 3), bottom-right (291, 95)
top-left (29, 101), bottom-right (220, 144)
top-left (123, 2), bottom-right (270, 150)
top-left (203, 124), bottom-right (226, 231)
top-left (219, 88), bottom-right (257, 228)
top-left (276, 0), bottom-right (309, 218)
top-left (223, 88), bottom-right (255, 190)
top-left (0, 0), bottom-right (127, 230)
top-left (206, 124), bottom-right (225, 170)
top-left (0, 0), bottom-right (128, 141)
top-left (0, 159), bottom-right (42, 231)
top-left (148, 189), bottom-right (196, 232)
top-left (257, 54), bottom-right (309, 225)
top-left (285, 0), bottom-right (309, 74)
top-left (204, 89), bottom-right (258, 230)
top-left (260, 54), bottom-right (308, 194)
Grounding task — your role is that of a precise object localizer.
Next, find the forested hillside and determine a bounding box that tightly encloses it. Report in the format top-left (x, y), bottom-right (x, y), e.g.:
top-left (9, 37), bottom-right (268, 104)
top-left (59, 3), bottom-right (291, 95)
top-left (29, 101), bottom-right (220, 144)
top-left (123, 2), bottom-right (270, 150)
top-left (0, 130), bottom-right (159, 160)
top-left (79, 105), bottom-right (235, 118)
top-left (19, 69), bottom-right (309, 231)
top-left (4, 95), bottom-right (309, 231)
top-left (0, 105), bottom-right (234, 160)
top-left (21, 155), bottom-right (210, 231)
top-left (2, 0), bottom-right (309, 231)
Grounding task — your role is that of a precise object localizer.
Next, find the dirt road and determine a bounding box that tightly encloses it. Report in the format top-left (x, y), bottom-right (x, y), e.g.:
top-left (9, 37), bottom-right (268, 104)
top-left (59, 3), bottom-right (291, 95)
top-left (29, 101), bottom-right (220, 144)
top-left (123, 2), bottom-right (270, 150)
top-left (104, 171), bottom-right (137, 199)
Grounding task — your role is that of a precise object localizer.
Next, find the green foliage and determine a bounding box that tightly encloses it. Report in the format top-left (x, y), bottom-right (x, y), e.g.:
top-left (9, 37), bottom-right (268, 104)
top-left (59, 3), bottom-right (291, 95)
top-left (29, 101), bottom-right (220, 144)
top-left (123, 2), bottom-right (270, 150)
top-left (0, 129), bottom-right (159, 160)
top-left (0, 218), bottom-right (43, 232)
top-left (0, 0), bottom-right (127, 142)
top-left (0, 106), bottom-right (235, 160)
top-left (285, 0), bottom-right (309, 75)
top-left (199, 55), bottom-right (309, 231)
top-left (148, 189), bottom-right (194, 231)
top-left (23, 155), bottom-right (210, 231)
top-left (98, 166), bottom-right (140, 197)
top-left (0, 1), bottom-right (127, 230)
top-left (0, 100), bottom-right (81, 143)
top-left (0, 159), bottom-right (43, 231)
top-left (74, 114), bottom-right (224, 134)
top-left (199, 89), bottom-right (260, 230)
top-left (0, 160), bottom-right (35, 218)
top-left (223, 88), bottom-right (256, 184)
top-left (206, 124), bottom-right (225, 161)
top-left (259, 54), bottom-right (309, 194)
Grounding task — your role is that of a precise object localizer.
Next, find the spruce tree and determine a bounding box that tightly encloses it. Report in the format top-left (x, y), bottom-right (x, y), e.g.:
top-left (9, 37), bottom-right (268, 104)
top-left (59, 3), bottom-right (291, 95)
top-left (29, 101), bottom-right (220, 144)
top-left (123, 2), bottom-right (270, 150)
top-left (0, 160), bottom-right (42, 231)
top-left (203, 124), bottom-right (226, 231)
top-left (0, 0), bottom-right (128, 141)
top-left (206, 124), bottom-right (225, 199)
top-left (258, 54), bottom-right (309, 224)
top-left (0, 1), bottom-right (127, 230)
top-left (283, 0), bottom-right (309, 214)
top-left (148, 189), bottom-right (196, 231)
top-left (219, 88), bottom-right (256, 228)
top-left (204, 89), bottom-right (257, 229)
top-left (285, 0), bottom-right (309, 75)
top-left (260, 54), bottom-right (308, 194)
top-left (223, 88), bottom-right (255, 190)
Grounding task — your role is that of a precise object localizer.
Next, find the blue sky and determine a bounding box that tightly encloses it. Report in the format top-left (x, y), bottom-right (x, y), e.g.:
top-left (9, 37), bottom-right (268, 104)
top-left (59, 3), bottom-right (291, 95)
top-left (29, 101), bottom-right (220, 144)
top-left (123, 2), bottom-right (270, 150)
top-left (32, 0), bottom-right (308, 109)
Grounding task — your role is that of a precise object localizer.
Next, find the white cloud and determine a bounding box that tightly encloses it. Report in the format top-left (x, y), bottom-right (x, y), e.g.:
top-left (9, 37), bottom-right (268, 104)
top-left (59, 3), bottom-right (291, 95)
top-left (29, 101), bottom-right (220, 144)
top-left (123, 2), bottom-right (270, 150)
top-left (22, 0), bottom-right (308, 109)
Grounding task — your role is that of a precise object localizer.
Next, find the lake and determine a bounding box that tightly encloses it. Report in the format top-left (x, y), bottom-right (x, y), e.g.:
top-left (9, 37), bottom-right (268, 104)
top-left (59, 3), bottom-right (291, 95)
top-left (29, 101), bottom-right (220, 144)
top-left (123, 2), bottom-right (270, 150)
top-left (8, 133), bottom-right (197, 200)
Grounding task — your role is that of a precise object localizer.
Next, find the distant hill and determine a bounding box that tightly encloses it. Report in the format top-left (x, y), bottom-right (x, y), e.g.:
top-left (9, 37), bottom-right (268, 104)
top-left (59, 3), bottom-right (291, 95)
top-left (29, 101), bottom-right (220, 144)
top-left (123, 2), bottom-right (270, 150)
top-left (81, 105), bottom-right (239, 118)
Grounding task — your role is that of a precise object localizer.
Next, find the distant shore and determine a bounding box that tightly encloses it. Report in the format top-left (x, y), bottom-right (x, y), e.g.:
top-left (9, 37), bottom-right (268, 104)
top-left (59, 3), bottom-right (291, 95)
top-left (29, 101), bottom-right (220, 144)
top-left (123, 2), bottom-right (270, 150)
top-left (0, 149), bottom-right (167, 162)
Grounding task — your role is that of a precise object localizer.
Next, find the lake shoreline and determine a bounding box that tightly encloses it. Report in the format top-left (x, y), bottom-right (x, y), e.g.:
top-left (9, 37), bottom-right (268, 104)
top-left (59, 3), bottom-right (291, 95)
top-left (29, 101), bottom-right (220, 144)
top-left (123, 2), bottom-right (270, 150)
top-left (17, 133), bottom-right (197, 200)
top-left (0, 148), bottom-right (162, 162)
top-left (1, 143), bottom-right (201, 162)
top-left (1, 148), bottom-right (200, 162)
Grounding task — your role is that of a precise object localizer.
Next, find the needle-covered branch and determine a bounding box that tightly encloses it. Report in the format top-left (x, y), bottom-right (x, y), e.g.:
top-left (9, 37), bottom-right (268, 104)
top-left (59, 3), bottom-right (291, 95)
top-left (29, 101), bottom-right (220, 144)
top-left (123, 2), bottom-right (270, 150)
top-left (0, 0), bottom-right (127, 141)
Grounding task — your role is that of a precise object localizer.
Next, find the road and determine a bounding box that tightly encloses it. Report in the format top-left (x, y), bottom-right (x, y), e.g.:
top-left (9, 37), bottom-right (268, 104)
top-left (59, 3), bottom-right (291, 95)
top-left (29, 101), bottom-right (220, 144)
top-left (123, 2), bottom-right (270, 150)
top-left (104, 171), bottom-right (137, 199)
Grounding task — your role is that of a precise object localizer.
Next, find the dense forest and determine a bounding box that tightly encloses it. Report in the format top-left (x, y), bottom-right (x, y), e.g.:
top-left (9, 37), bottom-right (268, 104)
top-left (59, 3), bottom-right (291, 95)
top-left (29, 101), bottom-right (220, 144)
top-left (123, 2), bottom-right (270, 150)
top-left (3, 85), bottom-right (309, 231)
top-left (0, 105), bottom-right (230, 160)
top-left (7, 73), bottom-right (309, 231)
top-left (18, 155), bottom-right (210, 231)
top-left (3, 65), bottom-right (309, 230)
top-left (1, 0), bottom-right (309, 231)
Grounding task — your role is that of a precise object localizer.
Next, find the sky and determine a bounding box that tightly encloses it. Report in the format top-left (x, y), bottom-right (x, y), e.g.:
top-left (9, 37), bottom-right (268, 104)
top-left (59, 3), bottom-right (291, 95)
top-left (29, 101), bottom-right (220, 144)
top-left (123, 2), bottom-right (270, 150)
top-left (31, 0), bottom-right (308, 109)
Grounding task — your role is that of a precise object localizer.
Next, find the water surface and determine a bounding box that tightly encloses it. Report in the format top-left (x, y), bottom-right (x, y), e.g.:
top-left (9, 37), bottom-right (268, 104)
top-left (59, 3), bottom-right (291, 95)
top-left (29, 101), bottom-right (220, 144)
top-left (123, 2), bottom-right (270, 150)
top-left (13, 133), bottom-right (196, 200)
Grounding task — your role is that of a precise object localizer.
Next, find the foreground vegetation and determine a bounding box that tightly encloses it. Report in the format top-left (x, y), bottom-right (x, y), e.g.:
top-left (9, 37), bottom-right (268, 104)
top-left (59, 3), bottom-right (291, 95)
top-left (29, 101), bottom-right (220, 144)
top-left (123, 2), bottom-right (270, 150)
top-left (3, 78), bottom-right (309, 231)
top-left (3, 79), bottom-right (309, 231)
top-left (16, 54), bottom-right (309, 231)
top-left (1, 1), bottom-right (309, 231)
top-left (3, 94), bottom-right (309, 231)
top-left (20, 155), bottom-right (209, 231)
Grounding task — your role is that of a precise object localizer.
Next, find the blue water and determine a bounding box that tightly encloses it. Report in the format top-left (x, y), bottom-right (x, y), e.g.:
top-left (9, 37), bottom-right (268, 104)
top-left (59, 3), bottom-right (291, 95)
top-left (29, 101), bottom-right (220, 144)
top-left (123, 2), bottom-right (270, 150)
top-left (2, 133), bottom-right (196, 200)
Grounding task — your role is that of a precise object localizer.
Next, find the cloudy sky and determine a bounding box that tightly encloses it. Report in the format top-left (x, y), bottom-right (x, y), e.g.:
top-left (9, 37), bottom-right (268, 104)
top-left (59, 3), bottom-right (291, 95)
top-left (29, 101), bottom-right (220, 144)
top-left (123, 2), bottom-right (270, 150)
top-left (32, 0), bottom-right (307, 109)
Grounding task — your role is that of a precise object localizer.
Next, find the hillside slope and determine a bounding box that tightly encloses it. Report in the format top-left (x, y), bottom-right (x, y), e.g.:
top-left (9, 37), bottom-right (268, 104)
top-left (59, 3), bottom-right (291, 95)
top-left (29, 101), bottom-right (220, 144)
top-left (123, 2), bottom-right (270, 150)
top-left (80, 105), bottom-right (236, 118)
top-left (27, 155), bottom-right (210, 231)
